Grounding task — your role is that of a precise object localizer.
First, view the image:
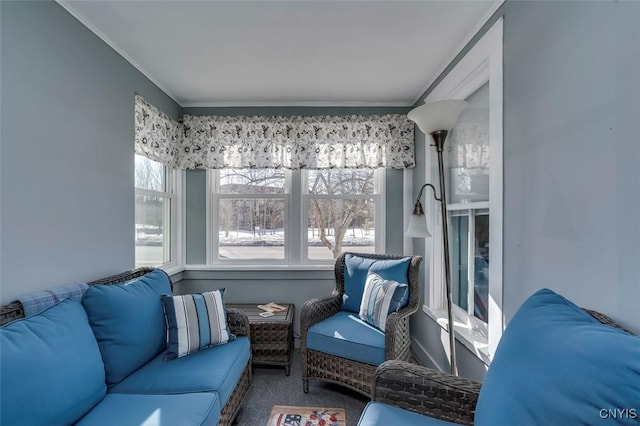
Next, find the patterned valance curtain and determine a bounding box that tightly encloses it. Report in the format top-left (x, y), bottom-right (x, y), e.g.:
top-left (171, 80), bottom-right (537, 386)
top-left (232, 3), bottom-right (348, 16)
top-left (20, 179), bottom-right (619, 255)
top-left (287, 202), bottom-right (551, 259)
top-left (134, 96), bottom-right (415, 170)
top-left (134, 95), bottom-right (181, 167)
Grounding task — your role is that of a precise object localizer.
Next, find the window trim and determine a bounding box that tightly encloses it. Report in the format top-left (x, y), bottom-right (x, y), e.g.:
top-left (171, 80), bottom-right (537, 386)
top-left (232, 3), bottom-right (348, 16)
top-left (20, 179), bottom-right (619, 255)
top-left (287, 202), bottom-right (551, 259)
top-left (419, 18), bottom-right (503, 362)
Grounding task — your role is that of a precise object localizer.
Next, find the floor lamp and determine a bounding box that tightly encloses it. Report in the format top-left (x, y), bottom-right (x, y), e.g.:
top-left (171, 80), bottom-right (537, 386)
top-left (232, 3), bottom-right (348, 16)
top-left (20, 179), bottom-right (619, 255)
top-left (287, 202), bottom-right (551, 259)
top-left (406, 100), bottom-right (467, 376)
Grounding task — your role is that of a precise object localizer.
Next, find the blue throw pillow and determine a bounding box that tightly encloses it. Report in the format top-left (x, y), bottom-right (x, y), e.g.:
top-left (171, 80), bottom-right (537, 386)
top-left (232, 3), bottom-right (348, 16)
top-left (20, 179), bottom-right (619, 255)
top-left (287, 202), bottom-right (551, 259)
top-left (82, 269), bottom-right (171, 385)
top-left (358, 272), bottom-right (409, 331)
top-left (342, 254), bottom-right (411, 313)
top-left (0, 299), bottom-right (106, 425)
top-left (475, 288), bottom-right (640, 426)
top-left (161, 289), bottom-right (235, 360)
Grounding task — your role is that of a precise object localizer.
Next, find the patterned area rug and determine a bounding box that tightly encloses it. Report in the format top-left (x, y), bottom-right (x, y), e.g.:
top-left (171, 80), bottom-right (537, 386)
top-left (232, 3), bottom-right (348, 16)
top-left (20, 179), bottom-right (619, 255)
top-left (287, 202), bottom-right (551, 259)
top-left (267, 405), bottom-right (346, 426)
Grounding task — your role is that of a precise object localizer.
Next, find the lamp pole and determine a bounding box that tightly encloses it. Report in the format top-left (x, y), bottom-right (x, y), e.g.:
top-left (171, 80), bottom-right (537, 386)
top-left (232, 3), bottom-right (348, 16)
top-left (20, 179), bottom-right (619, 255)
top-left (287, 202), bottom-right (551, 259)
top-left (431, 129), bottom-right (457, 376)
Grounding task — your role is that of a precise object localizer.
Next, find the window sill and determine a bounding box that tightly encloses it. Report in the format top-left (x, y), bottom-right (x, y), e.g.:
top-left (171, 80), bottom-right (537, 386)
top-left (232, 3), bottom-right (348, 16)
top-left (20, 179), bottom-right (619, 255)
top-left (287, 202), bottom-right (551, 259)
top-left (183, 264), bottom-right (334, 272)
top-left (422, 305), bottom-right (491, 366)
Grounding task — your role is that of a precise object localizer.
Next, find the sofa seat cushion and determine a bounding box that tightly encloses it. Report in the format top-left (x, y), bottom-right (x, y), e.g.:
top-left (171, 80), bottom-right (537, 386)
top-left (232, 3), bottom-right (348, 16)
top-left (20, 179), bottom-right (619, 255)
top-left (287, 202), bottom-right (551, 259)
top-left (307, 311), bottom-right (385, 366)
top-left (82, 269), bottom-right (172, 385)
top-left (343, 254), bottom-right (411, 313)
top-left (475, 288), bottom-right (640, 426)
top-left (0, 299), bottom-right (106, 425)
top-left (111, 336), bottom-right (250, 407)
top-left (76, 393), bottom-right (220, 426)
top-left (357, 402), bottom-right (459, 426)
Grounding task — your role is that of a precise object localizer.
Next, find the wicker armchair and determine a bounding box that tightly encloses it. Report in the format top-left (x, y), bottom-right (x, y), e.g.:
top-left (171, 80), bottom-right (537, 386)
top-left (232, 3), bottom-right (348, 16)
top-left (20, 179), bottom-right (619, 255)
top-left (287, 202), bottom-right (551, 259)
top-left (369, 309), bottom-right (634, 425)
top-left (300, 252), bottom-right (423, 397)
top-left (0, 267), bottom-right (252, 426)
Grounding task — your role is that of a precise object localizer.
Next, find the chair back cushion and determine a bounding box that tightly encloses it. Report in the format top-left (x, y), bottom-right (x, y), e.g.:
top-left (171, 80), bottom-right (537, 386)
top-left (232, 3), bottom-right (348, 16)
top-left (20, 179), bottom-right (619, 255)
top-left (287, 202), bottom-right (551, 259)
top-left (342, 254), bottom-right (411, 313)
top-left (82, 269), bottom-right (171, 385)
top-left (161, 289), bottom-right (235, 360)
top-left (475, 288), bottom-right (640, 426)
top-left (0, 299), bottom-right (106, 425)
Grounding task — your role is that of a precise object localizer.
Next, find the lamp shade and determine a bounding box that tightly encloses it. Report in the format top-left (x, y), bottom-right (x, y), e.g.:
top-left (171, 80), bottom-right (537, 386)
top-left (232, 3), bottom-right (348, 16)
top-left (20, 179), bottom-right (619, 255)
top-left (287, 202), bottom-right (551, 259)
top-left (405, 213), bottom-right (431, 238)
top-left (407, 100), bottom-right (468, 134)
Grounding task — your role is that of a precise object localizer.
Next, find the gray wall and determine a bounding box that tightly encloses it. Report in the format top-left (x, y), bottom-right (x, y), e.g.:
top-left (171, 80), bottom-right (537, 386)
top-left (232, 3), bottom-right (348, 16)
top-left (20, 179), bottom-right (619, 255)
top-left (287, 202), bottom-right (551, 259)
top-left (411, 0), bottom-right (640, 380)
top-left (0, 1), bottom-right (180, 303)
top-left (179, 106), bottom-right (409, 339)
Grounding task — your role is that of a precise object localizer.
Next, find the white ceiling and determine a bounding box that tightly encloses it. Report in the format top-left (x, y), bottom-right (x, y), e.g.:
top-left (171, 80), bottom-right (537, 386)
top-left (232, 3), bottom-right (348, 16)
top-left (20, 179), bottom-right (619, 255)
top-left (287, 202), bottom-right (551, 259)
top-left (60, 0), bottom-right (498, 107)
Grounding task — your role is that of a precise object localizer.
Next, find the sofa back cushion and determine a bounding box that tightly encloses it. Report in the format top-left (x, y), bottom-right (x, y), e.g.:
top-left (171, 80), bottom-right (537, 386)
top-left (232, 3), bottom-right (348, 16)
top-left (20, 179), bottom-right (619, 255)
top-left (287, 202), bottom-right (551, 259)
top-left (342, 254), bottom-right (411, 313)
top-left (82, 269), bottom-right (171, 385)
top-left (475, 288), bottom-right (640, 426)
top-left (0, 299), bottom-right (106, 425)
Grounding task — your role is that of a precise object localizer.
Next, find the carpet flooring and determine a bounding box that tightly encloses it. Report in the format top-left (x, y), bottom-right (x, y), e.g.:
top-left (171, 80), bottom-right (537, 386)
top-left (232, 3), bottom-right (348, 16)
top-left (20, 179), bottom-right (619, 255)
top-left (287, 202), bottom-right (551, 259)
top-left (237, 350), bottom-right (369, 426)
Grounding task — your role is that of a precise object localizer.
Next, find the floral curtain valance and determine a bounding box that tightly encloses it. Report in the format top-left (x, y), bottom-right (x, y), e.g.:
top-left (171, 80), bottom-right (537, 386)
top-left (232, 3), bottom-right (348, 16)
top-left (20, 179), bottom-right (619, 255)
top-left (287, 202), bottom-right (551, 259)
top-left (134, 96), bottom-right (415, 170)
top-left (134, 95), bottom-right (181, 166)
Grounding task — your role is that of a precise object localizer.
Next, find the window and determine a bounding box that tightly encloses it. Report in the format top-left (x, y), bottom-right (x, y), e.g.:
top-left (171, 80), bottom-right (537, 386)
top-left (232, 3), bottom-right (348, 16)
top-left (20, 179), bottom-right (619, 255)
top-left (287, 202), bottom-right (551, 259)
top-left (447, 83), bottom-right (491, 323)
top-left (418, 18), bottom-right (503, 362)
top-left (303, 169), bottom-right (380, 261)
top-left (209, 168), bottom-right (384, 264)
top-left (212, 169), bottom-right (289, 261)
top-left (134, 154), bottom-right (176, 268)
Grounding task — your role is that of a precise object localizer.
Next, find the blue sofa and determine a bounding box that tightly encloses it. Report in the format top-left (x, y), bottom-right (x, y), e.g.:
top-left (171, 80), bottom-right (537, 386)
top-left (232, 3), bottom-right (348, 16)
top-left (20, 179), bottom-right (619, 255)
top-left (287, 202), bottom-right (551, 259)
top-left (358, 289), bottom-right (640, 426)
top-left (0, 268), bottom-right (252, 426)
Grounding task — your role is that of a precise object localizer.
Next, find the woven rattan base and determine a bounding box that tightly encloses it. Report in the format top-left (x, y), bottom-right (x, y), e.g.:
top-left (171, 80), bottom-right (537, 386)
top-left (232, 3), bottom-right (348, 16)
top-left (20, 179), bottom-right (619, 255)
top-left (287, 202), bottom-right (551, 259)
top-left (303, 349), bottom-right (376, 397)
top-left (219, 361), bottom-right (252, 426)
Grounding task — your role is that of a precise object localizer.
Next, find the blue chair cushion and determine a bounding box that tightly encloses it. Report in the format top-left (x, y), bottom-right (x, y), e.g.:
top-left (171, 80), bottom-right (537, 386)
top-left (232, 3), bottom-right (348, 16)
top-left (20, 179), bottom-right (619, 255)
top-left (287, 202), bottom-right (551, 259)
top-left (342, 254), bottom-right (411, 313)
top-left (76, 393), bottom-right (220, 426)
top-left (0, 299), bottom-right (106, 425)
top-left (357, 402), bottom-right (460, 426)
top-left (82, 269), bottom-right (172, 385)
top-left (306, 311), bottom-right (385, 366)
top-left (110, 336), bottom-right (250, 407)
top-left (475, 288), bottom-right (640, 426)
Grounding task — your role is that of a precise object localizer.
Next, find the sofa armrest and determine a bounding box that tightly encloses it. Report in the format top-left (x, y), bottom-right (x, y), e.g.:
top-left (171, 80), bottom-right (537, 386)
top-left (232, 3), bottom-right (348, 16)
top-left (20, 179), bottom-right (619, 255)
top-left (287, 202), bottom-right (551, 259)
top-left (373, 360), bottom-right (481, 425)
top-left (226, 308), bottom-right (250, 338)
top-left (300, 294), bottom-right (341, 336)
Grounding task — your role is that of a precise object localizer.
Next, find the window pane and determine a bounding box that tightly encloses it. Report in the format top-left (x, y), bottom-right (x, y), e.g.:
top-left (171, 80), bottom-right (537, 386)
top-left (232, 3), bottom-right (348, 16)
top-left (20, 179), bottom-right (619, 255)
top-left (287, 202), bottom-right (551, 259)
top-left (219, 169), bottom-right (286, 194)
top-left (307, 198), bottom-right (375, 260)
top-left (474, 212), bottom-right (490, 322)
top-left (307, 169), bottom-right (374, 195)
top-left (135, 194), bottom-right (170, 267)
top-left (218, 199), bottom-right (285, 259)
top-left (135, 154), bottom-right (165, 192)
top-left (451, 212), bottom-right (469, 311)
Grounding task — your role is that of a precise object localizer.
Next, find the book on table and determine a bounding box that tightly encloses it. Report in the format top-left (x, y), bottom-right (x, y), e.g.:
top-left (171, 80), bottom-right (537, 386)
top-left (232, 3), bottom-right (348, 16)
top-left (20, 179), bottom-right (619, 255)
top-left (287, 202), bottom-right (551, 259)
top-left (257, 302), bottom-right (287, 313)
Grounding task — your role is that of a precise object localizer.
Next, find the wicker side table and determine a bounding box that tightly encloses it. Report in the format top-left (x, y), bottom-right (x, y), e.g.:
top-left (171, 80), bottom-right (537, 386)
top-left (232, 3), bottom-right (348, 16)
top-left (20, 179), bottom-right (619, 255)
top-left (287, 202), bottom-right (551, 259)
top-left (227, 304), bottom-right (294, 375)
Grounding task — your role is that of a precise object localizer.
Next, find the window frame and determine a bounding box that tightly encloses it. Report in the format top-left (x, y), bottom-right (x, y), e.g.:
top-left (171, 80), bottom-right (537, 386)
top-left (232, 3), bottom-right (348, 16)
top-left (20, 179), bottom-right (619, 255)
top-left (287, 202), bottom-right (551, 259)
top-left (134, 154), bottom-right (182, 271)
top-left (301, 169), bottom-right (385, 264)
top-left (209, 169), bottom-right (291, 265)
top-left (207, 168), bottom-right (385, 266)
top-left (416, 18), bottom-right (503, 363)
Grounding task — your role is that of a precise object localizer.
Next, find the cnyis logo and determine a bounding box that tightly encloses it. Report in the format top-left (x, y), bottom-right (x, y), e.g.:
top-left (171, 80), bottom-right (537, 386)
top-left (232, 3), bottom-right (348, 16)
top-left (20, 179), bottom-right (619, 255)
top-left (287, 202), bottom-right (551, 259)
top-left (599, 408), bottom-right (638, 420)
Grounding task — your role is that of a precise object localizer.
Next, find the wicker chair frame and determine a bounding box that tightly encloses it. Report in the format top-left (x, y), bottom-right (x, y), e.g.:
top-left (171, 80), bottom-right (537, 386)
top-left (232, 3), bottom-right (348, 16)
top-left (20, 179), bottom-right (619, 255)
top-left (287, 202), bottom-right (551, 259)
top-left (300, 252), bottom-right (423, 397)
top-left (0, 267), bottom-right (252, 426)
top-left (371, 309), bottom-right (634, 425)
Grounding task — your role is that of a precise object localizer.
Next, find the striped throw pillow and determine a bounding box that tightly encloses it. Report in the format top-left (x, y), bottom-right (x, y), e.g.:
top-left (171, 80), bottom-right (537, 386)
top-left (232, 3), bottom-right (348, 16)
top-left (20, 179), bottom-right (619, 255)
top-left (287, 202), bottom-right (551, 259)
top-left (359, 273), bottom-right (408, 331)
top-left (161, 289), bottom-right (235, 360)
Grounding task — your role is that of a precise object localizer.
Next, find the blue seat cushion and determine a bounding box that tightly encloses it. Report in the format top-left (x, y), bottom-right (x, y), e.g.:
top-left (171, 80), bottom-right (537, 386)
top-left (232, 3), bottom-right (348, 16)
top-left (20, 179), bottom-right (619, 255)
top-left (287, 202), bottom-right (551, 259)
top-left (82, 269), bottom-right (172, 385)
top-left (475, 288), bottom-right (640, 426)
top-left (342, 254), bottom-right (411, 313)
top-left (357, 402), bottom-right (460, 426)
top-left (0, 299), bottom-right (106, 425)
top-left (307, 311), bottom-right (385, 366)
top-left (76, 393), bottom-right (220, 426)
top-left (111, 336), bottom-right (250, 407)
